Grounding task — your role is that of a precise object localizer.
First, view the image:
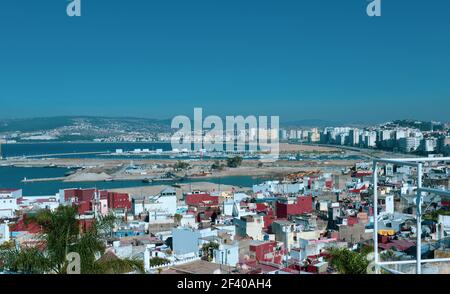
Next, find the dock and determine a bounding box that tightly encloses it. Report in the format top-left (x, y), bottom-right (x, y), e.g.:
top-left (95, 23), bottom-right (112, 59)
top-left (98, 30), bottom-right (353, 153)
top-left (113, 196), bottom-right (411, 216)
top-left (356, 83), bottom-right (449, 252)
top-left (10, 151), bottom-right (107, 159)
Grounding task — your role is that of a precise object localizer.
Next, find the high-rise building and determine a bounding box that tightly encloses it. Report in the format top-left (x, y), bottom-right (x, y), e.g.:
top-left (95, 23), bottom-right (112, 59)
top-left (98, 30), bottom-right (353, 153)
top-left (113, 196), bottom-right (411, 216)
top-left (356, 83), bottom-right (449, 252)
top-left (420, 138), bottom-right (436, 153)
top-left (279, 129), bottom-right (288, 140)
top-left (361, 131), bottom-right (377, 148)
top-left (399, 137), bottom-right (421, 153)
top-left (349, 129), bottom-right (360, 146)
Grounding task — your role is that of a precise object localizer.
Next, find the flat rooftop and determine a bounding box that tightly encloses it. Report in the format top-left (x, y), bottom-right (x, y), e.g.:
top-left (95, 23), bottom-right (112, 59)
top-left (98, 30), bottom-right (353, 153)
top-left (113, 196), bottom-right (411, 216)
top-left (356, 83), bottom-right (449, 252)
top-left (170, 260), bottom-right (234, 274)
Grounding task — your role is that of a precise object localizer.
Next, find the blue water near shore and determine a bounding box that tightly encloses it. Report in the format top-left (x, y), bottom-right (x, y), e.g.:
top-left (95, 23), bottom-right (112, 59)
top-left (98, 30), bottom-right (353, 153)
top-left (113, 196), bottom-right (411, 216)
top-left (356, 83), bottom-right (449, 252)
top-left (0, 167), bottom-right (262, 196)
top-left (1, 142), bottom-right (173, 158)
top-left (0, 143), bottom-right (361, 196)
top-left (1, 142), bottom-right (364, 161)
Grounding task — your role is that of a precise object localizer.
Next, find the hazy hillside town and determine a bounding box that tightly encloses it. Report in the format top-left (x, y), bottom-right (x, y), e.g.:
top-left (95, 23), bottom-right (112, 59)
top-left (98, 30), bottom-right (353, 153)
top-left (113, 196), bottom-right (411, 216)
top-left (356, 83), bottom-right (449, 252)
top-left (280, 120), bottom-right (450, 156)
top-left (1, 118), bottom-right (449, 156)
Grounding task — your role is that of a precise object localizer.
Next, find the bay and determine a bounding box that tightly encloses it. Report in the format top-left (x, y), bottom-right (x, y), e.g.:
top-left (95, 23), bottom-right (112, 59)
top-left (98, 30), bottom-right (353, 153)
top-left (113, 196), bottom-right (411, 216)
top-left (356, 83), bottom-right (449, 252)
top-left (0, 167), bottom-right (260, 196)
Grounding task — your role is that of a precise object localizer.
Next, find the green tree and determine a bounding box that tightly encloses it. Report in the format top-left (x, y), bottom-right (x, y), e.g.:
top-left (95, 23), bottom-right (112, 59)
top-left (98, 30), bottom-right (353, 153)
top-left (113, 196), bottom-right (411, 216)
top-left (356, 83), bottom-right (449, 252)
top-left (211, 160), bottom-right (225, 171)
top-left (201, 241), bottom-right (219, 262)
top-left (149, 256), bottom-right (170, 267)
top-left (0, 246), bottom-right (51, 274)
top-left (97, 213), bottom-right (118, 239)
top-left (173, 161), bottom-right (190, 171)
top-left (326, 247), bottom-right (370, 274)
top-left (0, 206), bottom-right (143, 274)
top-left (226, 156), bottom-right (243, 168)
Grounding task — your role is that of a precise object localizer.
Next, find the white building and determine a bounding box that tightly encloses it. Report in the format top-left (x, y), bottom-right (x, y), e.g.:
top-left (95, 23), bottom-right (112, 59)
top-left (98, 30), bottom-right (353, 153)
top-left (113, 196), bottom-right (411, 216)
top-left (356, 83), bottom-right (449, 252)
top-left (349, 129), bottom-right (360, 146)
top-left (253, 181), bottom-right (304, 195)
top-left (0, 189), bottom-right (21, 219)
top-left (213, 243), bottom-right (239, 267)
top-left (437, 215), bottom-right (450, 240)
top-left (394, 129), bottom-right (407, 140)
top-left (399, 137), bottom-right (421, 153)
top-left (133, 188), bottom-right (177, 219)
top-left (379, 130), bottom-right (392, 141)
top-left (179, 214), bottom-right (197, 228)
top-left (420, 138), bottom-right (436, 153)
top-left (361, 131), bottom-right (377, 148)
top-left (18, 196), bottom-right (60, 211)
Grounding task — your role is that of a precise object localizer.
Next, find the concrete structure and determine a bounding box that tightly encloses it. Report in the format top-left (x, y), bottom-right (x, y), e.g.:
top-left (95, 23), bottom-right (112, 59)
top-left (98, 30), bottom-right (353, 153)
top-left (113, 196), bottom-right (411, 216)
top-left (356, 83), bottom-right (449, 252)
top-left (291, 238), bottom-right (337, 261)
top-left (179, 214), bottom-right (197, 228)
top-left (234, 215), bottom-right (264, 240)
top-left (0, 189), bottom-right (21, 219)
top-left (213, 243), bottom-right (239, 267)
top-left (437, 215), bottom-right (450, 240)
top-left (133, 188), bottom-right (177, 219)
top-left (0, 222), bottom-right (10, 244)
top-left (59, 188), bottom-right (131, 216)
top-left (271, 220), bottom-right (297, 250)
top-left (253, 181), bottom-right (304, 195)
top-left (172, 227), bottom-right (217, 256)
top-left (399, 137), bottom-right (421, 153)
top-left (373, 157), bottom-right (450, 274)
top-left (17, 196), bottom-right (59, 212)
top-left (276, 195), bottom-right (313, 218)
top-left (385, 195), bottom-right (394, 214)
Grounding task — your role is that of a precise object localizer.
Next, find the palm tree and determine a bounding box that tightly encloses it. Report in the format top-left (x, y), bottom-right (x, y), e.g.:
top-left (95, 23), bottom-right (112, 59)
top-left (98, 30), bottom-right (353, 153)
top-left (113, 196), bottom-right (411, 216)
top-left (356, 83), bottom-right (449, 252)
top-left (97, 213), bottom-right (118, 239)
top-left (0, 246), bottom-right (51, 274)
top-left (0, 206), bottom-right (143, 274)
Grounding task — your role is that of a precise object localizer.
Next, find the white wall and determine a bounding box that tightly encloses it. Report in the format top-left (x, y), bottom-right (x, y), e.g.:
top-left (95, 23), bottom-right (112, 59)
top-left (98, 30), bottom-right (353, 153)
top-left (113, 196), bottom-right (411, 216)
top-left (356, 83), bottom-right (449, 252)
top-left (385, 195), bottom-right (394, 214)
top-left (180, 214), bottom-right (196, 228)
top-left (135, 194), bottom-right (177, 217)
top-left (246, 217), bottom-right (264, 241)
top-left (0, 223), bottom-right (10, 244)
top-left (0, 199), bottom-right (18, 218)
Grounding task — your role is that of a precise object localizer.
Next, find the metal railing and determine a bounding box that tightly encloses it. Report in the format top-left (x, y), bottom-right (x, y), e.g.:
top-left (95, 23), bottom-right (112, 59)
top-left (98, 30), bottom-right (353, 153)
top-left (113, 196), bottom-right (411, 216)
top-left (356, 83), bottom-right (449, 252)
top-left (373, 157), bottom-right (450, 274)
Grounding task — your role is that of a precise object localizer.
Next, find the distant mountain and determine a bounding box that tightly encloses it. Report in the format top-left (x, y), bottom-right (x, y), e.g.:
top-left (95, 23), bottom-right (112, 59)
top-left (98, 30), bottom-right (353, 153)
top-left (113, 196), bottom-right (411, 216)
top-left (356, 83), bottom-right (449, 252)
top-left (0, 117), bottom-right (74, 132)
top-left (0, 116), bottom-right (172, 133)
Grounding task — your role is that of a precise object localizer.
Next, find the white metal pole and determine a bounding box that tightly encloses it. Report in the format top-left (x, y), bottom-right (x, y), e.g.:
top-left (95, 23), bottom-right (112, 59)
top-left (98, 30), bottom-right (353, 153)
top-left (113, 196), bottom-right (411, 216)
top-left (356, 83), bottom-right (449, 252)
top-left (373, 161), bottom-right (379, 274)
top-left (416, 163), bottom-right (423, 274)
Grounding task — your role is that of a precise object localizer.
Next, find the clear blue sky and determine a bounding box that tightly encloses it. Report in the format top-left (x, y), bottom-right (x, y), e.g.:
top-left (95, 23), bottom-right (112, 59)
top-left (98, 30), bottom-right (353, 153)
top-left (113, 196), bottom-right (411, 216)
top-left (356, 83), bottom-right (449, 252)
top-left (0, 0), bottom-right (449, 123)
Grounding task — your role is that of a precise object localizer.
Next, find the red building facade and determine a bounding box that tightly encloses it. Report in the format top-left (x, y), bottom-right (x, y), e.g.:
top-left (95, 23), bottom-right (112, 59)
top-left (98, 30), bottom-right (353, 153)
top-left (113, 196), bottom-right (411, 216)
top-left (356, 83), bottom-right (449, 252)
top-left (276, 195), bottom-right (313, 218)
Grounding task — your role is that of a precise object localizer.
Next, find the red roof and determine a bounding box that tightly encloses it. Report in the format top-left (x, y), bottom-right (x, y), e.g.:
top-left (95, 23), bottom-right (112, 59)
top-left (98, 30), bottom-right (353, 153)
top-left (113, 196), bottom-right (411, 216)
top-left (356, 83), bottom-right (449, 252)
top-left (10, 218), bottom-right (42, 234)
top-left (256, 203), bottom-right (268, 212)
top-left (185, 193), bottom-right (219, 206)
top-left (378, 239), bottom-right (415, 251)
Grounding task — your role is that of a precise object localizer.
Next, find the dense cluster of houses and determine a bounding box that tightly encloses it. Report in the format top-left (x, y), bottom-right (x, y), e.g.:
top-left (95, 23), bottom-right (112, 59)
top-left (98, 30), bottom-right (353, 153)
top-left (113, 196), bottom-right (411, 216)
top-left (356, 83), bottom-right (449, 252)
top-left (1, 160), bottom-right (449, 274)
